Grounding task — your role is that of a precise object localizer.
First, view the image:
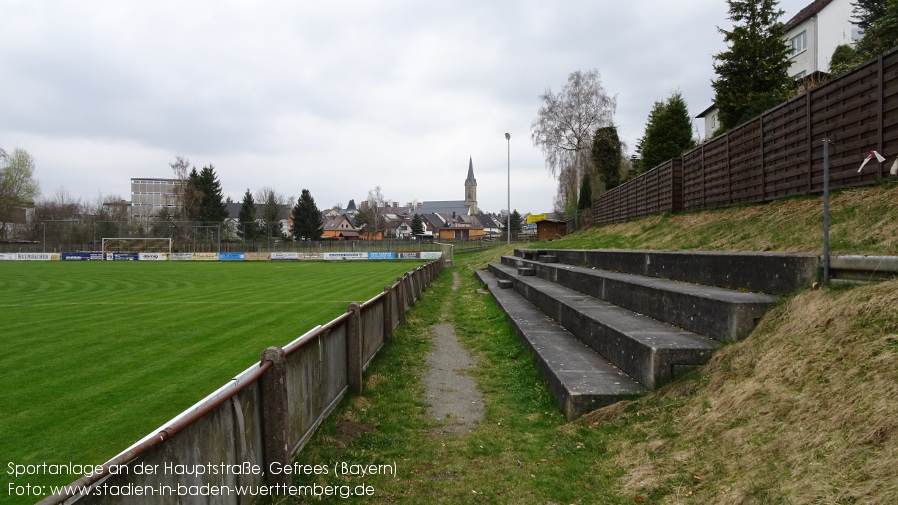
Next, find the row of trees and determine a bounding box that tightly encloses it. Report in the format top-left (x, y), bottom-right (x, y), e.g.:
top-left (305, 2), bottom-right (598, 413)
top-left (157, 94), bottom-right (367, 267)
top-left (531, 71), bottom-right (695, 217)
top-left (165, 156), bottom-right (324, 243)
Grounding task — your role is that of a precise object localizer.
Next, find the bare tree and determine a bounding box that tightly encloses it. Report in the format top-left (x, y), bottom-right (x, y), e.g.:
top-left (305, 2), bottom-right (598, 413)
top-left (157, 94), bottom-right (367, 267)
top-left (531, 69), bottom-right (616, 177)
top-left (0, 147), bottom-right (41, 239)
top-left (256, 186), bottom-right (287, 238)
top-left (532, 69), bottom-right (616, 215)
top-left (355, 186), bottom-right (388, 239)
top-left (168, 155), bottom-right (202, 220)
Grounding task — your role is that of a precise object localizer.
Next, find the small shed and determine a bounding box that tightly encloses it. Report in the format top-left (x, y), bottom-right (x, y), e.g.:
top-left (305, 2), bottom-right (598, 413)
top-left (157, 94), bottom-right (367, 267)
top-left (536, 219), bottom-right (567, 241)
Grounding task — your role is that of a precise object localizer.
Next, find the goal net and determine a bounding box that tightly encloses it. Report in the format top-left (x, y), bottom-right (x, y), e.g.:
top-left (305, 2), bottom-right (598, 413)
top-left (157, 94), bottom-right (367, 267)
top-left (102, 237), bottom-right (172, 255)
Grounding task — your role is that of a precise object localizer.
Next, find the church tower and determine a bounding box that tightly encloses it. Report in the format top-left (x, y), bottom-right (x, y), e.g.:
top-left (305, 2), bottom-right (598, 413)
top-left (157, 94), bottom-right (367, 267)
top-left (464, 156), bottom-right (478, 214)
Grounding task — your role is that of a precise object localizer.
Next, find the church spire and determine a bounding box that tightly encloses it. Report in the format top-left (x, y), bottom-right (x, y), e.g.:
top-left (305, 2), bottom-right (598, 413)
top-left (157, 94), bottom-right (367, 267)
top-left (466, 156), bottom-right (476, 185)
top-left (464, 156), bottom-right (477, 214)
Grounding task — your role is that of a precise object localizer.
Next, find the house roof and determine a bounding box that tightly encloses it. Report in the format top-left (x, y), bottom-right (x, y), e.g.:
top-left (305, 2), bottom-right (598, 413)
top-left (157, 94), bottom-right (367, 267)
top-left (784, 0), bottom-right (835, 32)
top-left (415, 200), bottom-right (473, 216)
top-left (323, 214), bottom-right (355, 230)
top-left (695, 103), bottom-right (719, 119)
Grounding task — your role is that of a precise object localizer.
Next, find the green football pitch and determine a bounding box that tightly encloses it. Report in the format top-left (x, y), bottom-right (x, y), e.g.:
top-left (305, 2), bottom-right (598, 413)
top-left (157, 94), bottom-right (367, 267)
top-left (0, 260), bottom-right (425, 498)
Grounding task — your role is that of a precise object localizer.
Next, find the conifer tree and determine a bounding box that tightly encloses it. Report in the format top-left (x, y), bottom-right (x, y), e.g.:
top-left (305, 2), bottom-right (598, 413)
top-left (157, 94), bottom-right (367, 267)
top-left (237, 189), bottom-right (258, 240)
top-left (712, 0), bottom-right (792, 132)
top-left (195, 165), bottom-right (228, 225)
top-left (411, 213), bottom-right (424, 236)
top-left (591, 125), bottom-right (622, 190)
top-left (577, 172), bottom-right (593, 211)
top-left (639, 91), bottom-right (695, 170)
top-left (291, 188), bottom-right (323, 241)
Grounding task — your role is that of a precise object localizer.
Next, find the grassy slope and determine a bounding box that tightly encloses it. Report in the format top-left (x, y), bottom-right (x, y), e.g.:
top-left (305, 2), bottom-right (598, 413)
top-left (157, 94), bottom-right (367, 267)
top-left (289, 184), bottom-right (896, 504)
top-left (536, 183), bottom-right (898, 503)
top-left (0, 261), bottom-right (421, 502)
top-left (552, 182), bottom-right (898, 255)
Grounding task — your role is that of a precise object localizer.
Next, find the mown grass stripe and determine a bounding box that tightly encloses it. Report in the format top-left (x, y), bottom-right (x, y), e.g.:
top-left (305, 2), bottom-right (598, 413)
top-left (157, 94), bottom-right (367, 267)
top-left (0, 260), bottom-right (424, 504)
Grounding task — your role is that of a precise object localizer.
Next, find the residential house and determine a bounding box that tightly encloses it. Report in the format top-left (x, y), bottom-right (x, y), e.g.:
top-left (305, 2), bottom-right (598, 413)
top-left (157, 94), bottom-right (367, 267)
top-left (322, 214), bottom-right (360, 240)
top-left (784, 0), bottom-right (858, 80)
top-left (697, 0), bottom-right (857, 139)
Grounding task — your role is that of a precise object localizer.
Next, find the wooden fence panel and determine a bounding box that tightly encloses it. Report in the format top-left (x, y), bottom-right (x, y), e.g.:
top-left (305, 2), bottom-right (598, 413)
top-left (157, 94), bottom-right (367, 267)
top-left (809, 59), bottom-right (881, 191)
top-left (592, 47), bottom-right (898, 225)
top-left (728, 117), bottom-right (764, 203)
top-left (762, 93), bottom-right (810, 199)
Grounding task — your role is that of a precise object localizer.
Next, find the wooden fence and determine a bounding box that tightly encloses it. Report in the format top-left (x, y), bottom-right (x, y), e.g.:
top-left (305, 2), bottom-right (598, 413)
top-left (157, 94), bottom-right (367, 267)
top-left (594, 46), bottom-right (898, 224)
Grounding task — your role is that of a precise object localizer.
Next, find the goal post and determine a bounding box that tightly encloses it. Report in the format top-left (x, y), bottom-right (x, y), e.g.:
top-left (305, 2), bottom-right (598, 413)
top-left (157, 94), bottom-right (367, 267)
top-left (102, 238), bottom-right (173, 256)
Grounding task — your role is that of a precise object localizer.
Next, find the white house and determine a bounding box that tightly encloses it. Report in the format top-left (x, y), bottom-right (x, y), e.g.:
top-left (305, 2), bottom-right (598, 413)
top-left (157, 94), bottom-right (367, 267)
top-left (697, 0), bottom-right (858, 139)
top-left (784, 0), bottom-right (859, 80)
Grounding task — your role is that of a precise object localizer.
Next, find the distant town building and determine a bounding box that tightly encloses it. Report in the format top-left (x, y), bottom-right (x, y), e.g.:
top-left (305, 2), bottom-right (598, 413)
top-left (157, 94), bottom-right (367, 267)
top-left (130, 178), bottom-right (183, 219)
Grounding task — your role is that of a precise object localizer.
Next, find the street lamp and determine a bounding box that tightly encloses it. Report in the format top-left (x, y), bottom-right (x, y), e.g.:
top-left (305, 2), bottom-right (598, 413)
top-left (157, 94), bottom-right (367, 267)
top-left (505, 132), bottom-right (510, 244)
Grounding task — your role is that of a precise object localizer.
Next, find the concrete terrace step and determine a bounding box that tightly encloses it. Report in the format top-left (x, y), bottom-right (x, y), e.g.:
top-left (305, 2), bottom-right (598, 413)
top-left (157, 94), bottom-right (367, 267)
top-left (501, 255), bottom-right (778, 343)
top-left (516, 249), bottom-right (819, 295)
top-left (487, 262), bottom-right (719, 390)
top-left (475, 269), bottom-right (647, 420)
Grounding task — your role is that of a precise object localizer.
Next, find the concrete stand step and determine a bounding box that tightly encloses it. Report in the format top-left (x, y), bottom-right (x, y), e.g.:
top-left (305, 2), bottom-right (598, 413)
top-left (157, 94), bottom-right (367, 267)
top-left (475, 269), bottom-right (647, 420)
top-left (488, 262), bottom-right (718, 389)
top-left (501, 255), bottom-right (777, 342)
top-left (514, 248), bottom-right (818, 295)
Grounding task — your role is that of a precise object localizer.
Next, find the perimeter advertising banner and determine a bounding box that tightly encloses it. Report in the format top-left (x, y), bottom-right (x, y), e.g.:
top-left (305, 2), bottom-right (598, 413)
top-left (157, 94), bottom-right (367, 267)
top-left (62, 252), bottom-right (104, 261)
top-left (368, 252), bottom-right (395, 260)
top-left (420, 251), bottom-right (442, 260)
top-left (193, 253), bottom-right (219, 261)
top-left (396, 252), bottom-right (420, 259)
top-left (218, 252), bottom-right (246, 261)
top-left (16, 253), bottom-right (60, 261)
top-left (324, 252), bottom-right (367, 261)
top-left (245, 253), bottom-right (270, 261)
top-left (112, 253), bottom-right (140, 261)
top-left (298, 253), bottom-right (323, 260)
top-left (139, 253), bottom-right (169, 261)
top-left (271, 252), bottom-right (299, 261)
top-left (170, 253), bottom-right (194, 261)
top-left (1, 253), bottom-right (18, 261)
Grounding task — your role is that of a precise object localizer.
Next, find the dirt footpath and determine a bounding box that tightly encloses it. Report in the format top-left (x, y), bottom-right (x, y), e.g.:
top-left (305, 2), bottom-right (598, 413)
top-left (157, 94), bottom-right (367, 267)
top-left (422, 272), bottom-right (485, 434)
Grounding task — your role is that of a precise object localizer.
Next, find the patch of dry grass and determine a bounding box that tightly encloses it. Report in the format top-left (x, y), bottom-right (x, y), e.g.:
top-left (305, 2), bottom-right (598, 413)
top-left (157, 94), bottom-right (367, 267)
top-left (584, 280), bottom-right (898, 504)
top-left (554, 182), bottom-right (898, 255)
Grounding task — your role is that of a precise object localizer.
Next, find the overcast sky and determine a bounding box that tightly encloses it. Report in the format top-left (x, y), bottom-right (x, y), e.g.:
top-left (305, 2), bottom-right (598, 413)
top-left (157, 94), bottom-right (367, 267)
top-left (1, 0), bottom-right (812, 215)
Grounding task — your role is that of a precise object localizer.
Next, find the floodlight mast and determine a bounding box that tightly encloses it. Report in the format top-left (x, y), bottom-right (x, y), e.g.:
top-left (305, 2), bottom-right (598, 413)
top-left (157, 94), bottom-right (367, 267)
top-left (505, 132), bottom-right (511, 244)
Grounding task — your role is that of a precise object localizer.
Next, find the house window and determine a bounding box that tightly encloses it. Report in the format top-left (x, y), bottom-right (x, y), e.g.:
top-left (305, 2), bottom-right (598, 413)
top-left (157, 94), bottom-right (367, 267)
top-left (790, 31), bottom-right (807, 56)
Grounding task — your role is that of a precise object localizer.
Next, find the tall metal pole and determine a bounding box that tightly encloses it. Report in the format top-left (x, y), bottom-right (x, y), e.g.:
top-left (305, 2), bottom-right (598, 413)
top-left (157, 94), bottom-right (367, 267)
top-left (505, 132), bottom-right (511, 244)
top-left (823, 138), bottom-right (831, 283)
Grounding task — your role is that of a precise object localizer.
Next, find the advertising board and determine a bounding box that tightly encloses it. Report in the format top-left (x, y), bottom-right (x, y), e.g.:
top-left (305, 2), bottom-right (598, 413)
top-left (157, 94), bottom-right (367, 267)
top-left (16, 253), bottom-right (60, 261)
top-left (139, 253), bottom-right (169, 261)
top-left (0, 253), bottom-right (16, 261)
top-left (367, 252), bottom-right (395, 260)
top-left (170, 253), bottom-right (194, 261)
top-left (192, 252), bottom-right (219, 261)
top-left (218, 252), bottom-right (246, 261)
top-left (245, 252), bottom-right (270, 261)
top-left (271, 252), bottom-right (299, 261)
top-left (62, 252), bottom-right (104, 261)
top-left (324, 252), bottom-right (367, 261)
top-left (420, 251), bottom-right (442, 259)
top-left (112, 253), bottom-right (140, 261)
top-left (396, 251), bottom-right (420, 259)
